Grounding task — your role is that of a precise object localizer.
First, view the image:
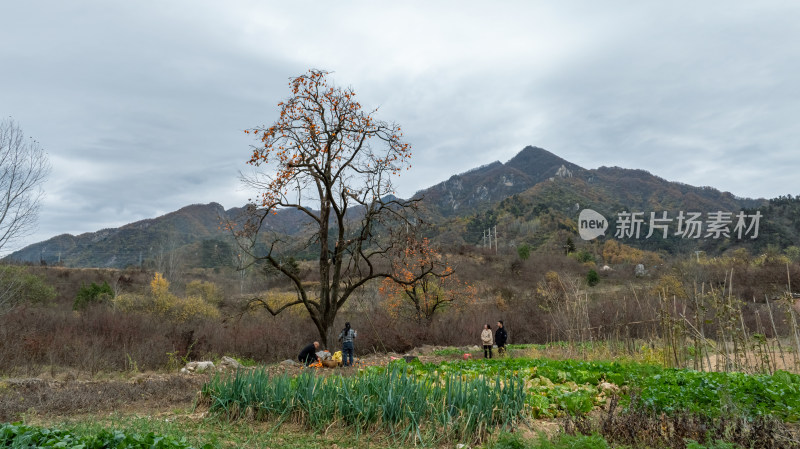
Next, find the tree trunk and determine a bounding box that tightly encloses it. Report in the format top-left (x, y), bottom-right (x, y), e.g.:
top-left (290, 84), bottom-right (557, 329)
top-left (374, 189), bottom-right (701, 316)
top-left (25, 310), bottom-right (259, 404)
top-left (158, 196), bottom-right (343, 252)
top-left (314, 311), bottom-right (337, 351)
top-left (324, 323), bottom-right (335, 351)
top-left (320, 326), bottom-right (331, 351)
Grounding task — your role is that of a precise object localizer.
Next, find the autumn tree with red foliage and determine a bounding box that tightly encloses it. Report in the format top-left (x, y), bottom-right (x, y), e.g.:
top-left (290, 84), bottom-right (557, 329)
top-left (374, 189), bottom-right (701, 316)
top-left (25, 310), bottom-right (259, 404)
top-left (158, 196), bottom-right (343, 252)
top-left (234, 70), bottom-right (438, 348)
top-left (380, 236), bottom-right (476, 324)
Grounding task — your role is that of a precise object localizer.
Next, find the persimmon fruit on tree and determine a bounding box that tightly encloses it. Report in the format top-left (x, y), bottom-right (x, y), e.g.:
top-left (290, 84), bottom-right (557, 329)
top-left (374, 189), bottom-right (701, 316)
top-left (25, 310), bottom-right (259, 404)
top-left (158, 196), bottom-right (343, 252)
top-left (233, 70), bottom-right (447, 348)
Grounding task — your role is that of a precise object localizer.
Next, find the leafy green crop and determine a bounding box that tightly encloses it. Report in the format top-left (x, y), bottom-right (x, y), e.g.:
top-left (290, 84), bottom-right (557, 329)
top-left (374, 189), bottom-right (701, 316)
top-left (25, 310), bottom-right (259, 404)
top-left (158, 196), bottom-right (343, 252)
top-left (635, 369), bottom-right (800, 420)
top-left (384, 357), bottom-right (800, 421)
top-left (0, 422), bottom-right (213, 448)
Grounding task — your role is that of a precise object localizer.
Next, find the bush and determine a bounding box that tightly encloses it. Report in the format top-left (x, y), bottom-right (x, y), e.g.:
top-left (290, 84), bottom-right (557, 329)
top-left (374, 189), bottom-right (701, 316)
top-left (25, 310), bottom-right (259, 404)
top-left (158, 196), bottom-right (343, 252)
top-left (112, 273), bottom-right (219, 322)
top-left (517, 244), bottom-right (531, 261)
top-left (0, 265), bottom-right (56, 312)
top-left (572, 249), bottom-right (595, 263)
top-left (185, 280), bottom-right (223, 306)
top-left (73, 281), bottom-right (114, 310)
top-left (586, 269), bottom-right (599, 286)
top-left (0, 303), bottom-right (312, 374)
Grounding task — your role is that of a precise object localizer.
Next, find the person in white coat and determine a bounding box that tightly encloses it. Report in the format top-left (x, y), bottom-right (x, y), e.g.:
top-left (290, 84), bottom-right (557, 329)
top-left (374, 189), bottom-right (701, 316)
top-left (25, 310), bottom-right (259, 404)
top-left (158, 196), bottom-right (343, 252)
top-left (480, 324), bottom-right (494, 359)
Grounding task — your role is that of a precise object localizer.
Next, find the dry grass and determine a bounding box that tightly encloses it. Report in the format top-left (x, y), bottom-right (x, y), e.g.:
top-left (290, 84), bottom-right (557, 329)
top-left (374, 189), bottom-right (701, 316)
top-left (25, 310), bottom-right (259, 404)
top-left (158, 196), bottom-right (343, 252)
top-left (0, 373), bottom-right (206, 422)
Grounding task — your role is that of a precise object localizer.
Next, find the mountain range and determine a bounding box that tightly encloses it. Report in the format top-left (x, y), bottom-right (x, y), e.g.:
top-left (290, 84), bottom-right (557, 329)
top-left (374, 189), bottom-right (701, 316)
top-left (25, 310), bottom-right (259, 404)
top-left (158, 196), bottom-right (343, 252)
top-left (7, 146), bottom-right (795, 268)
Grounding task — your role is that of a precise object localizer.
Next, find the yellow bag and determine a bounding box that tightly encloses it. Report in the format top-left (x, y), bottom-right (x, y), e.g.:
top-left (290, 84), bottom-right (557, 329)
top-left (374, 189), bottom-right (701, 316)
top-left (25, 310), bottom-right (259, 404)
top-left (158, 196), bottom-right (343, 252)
top-left (332, 351), bottom-right (342, 363)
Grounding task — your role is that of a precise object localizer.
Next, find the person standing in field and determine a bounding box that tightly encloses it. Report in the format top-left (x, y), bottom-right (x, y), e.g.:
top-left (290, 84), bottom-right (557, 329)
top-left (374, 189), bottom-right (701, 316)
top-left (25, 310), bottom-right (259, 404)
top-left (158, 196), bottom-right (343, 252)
top-left (338, 322), bottom-right (357, 367)
top-left (481, 324), bottom-right (494, 359)
top-left (495, 320), bottom-right (508, 356)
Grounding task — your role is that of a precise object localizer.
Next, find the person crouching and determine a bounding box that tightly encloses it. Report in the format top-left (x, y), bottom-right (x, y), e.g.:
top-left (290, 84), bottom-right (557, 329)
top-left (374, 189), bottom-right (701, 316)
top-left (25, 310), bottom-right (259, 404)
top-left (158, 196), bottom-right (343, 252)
top-left (298, 341), bottom-right (320, 366)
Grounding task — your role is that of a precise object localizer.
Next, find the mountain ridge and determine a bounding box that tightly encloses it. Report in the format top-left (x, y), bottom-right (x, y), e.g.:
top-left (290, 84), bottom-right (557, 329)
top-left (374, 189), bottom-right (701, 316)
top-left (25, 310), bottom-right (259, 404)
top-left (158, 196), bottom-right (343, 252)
top-left (5, 146), bottom-right (781, 267)
top-left (413, 146), bottom-right (584, 216)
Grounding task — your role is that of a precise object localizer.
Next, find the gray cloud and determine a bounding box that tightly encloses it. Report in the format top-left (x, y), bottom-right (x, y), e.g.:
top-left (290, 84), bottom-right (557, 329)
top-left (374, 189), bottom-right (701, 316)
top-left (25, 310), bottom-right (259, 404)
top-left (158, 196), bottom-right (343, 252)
top-left (2, 0), bottom-right (799, 251)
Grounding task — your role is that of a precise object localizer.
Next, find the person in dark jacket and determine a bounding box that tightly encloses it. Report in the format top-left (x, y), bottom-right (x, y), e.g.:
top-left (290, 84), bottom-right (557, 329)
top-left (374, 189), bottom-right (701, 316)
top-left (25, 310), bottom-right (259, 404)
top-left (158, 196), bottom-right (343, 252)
top-left (298, 341), bottom-right (320, 365)
top-left (338, 322), bottom-right (357, 367)
top-left (495, 321), bottom-right (508, 356)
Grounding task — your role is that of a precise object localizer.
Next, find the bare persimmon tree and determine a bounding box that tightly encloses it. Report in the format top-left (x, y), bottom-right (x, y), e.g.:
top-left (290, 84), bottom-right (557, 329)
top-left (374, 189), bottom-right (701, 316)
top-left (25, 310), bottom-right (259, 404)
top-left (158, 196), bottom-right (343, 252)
top-left (380, 236), bottom-right (477, 324)
top-left (0, 118), bottom-right (51, 314)
top-left (0, 118), bottom-right (50, 255)
top-left (234, 70), bottom-right (437, 348)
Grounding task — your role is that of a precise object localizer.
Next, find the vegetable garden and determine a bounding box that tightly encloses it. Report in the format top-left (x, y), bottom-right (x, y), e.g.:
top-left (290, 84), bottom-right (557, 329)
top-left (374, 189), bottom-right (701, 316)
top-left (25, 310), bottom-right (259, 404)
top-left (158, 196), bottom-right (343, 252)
top-left (4, 353), bottom-right (800, 448)
top-left (193, 356), bottom-right (800, 447)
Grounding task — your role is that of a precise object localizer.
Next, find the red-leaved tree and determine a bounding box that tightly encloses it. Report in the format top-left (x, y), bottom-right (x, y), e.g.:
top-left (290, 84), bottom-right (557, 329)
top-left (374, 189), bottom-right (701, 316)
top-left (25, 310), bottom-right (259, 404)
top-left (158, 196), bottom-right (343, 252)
top-left (380, 236), bottom-right (477, 324)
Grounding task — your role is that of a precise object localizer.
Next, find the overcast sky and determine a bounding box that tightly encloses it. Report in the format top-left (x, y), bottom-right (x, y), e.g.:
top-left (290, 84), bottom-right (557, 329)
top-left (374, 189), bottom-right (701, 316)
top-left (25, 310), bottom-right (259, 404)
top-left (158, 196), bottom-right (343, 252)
top-left (2, 1), bottom-right (799, 251)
